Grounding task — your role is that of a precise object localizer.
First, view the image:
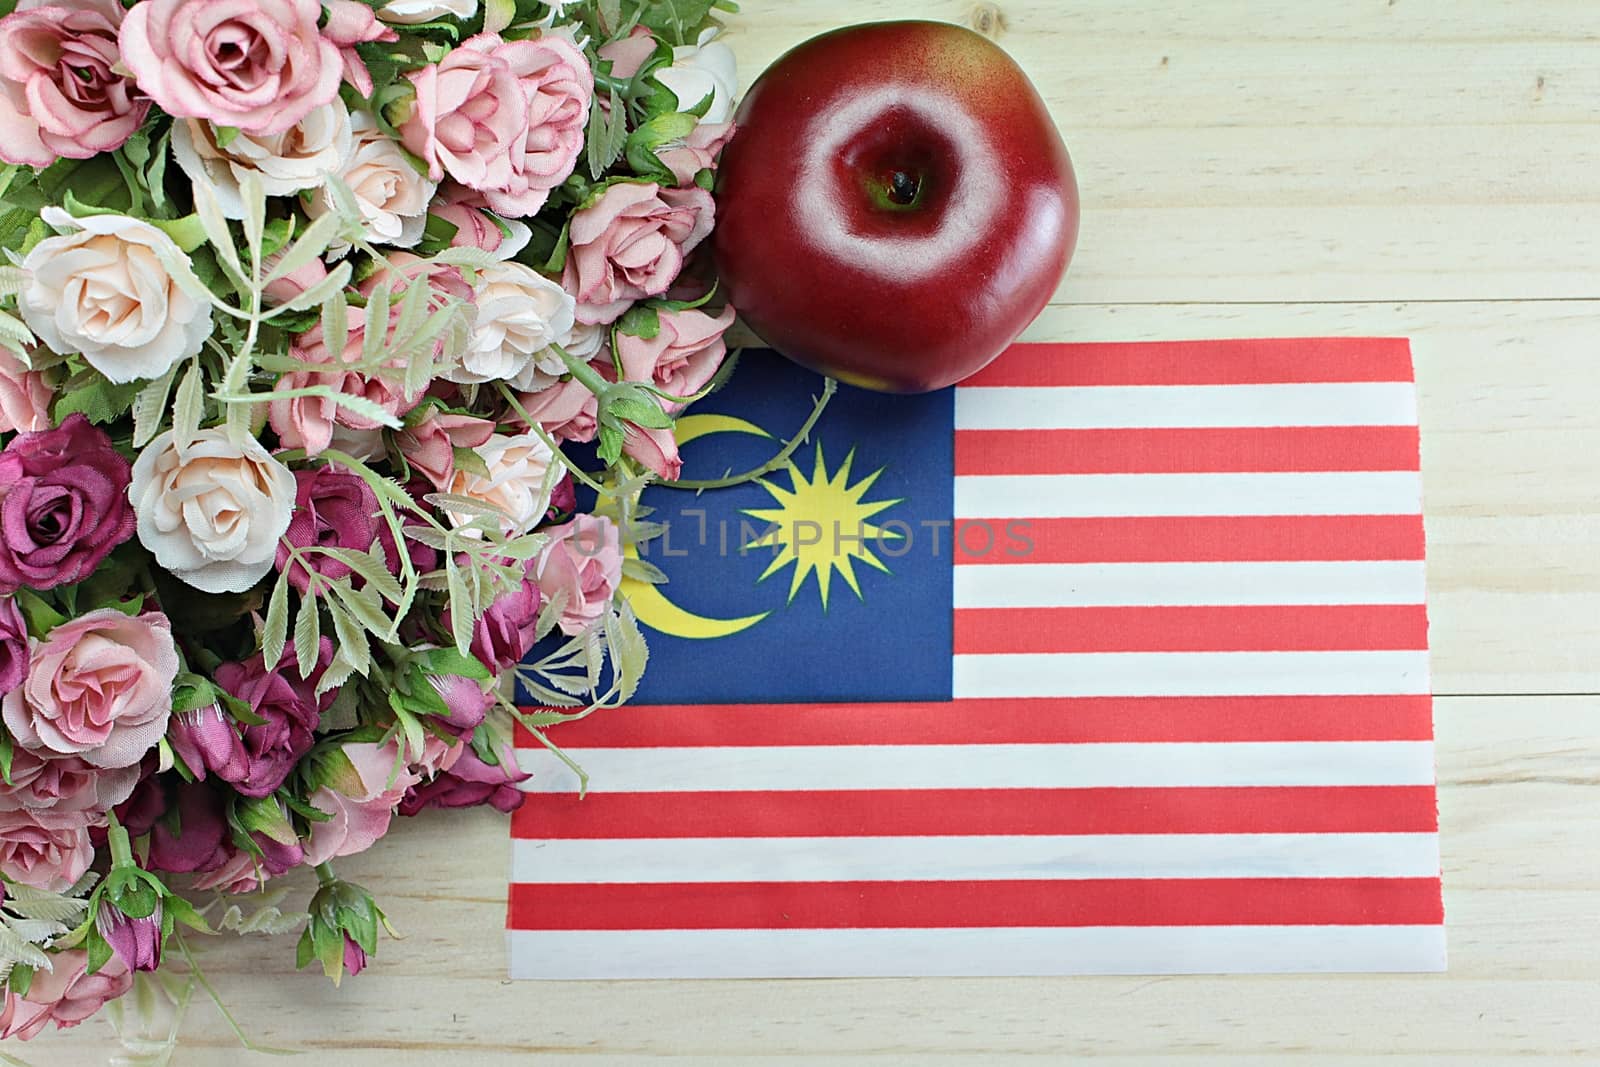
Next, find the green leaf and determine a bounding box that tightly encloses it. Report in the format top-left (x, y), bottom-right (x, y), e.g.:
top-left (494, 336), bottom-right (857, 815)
top-left (85, 928), bottom-right (113, 977)
top-left (213, 126), bottom-right (241, 150)
top-left (0, 729), bottom-right (13, 787)
top-left (293, 598), bottom-right (322, 680)
top-left (12, 588), bottom-right (67, 638)
top-left (264, 210), bottom-right (342, 284)
top-left (586, 90), bottom-right (628, 181)
top-left (172, 359), bottom-right (204, 445)
top-left (615, 304), bottom-right (661, 340)
top-left (263, 571), bottom-right (290, 670)
top-left (131, 362), bottom-right (180, 447)
top-left (53, 376), bottom-right (141, 426)
top-left (7, 962), bottom-right (35, 998)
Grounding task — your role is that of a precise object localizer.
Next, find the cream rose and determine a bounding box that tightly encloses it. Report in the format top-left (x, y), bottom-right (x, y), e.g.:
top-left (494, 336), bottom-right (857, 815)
top-left (130, 429), bottom-right (296, 594)
top-left (377, 0), bottom-right (478, 24)
top-left (448, 262), bottom-right (574, 388)
top-left (447, 432), bottom-right (554, 536)
top-left (307, 112), bottom-right (436, 256)
top-left (19, 208), bottom-right (211, 385)
top-left (655, 29), bottom-right (739, 125)
top-left (171, 100), bottom-right (354, 220)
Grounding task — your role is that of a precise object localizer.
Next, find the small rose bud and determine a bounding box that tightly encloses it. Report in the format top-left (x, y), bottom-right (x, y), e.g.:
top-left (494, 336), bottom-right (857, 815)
top-left (166, 704), bottom-right (250, 783)
top-left (96, 898), bottom-right (163, 973)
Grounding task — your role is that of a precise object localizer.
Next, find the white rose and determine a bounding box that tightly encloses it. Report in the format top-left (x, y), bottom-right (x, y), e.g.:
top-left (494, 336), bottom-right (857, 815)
top-left (447, 432), bottom-right (554, 536)
top-left (19, 208), bottom-right (212, 386)
top-left (377, 0), bottom-right (478, 24)
top-left (172, 101), bottom-right (354, 220)
top-left (447, 262), bottom-right (575, 387)
top-left (130, 429), bottom-right (296, 594)
top-left (655, 29), bottom-right (739, 125)
top-left (308, 113), bottom-right (437, 257)
top-left (561, 321), bottom-right (609, 363)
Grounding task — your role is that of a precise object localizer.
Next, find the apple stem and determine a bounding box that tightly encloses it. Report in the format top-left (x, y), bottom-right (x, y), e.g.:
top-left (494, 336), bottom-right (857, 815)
top-left (655, 378), bottom-right (839, 491)
top-left (889, 170), bottom-right (919, 205)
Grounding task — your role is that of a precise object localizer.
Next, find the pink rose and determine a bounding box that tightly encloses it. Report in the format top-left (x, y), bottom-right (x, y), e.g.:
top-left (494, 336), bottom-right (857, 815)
top-left (0, 950), bottom-right (130, 1041)
top-left (400, 735), bottom-right (527, 816)
top-left (321, 0), bottom-right (397, 97)
top-left (562, 182), bottom-right (715, 324)
top-left (119, 0), bottom-right (342, 135)
top-left (534, 514), bottom-right (622, 637)
top-left (270, 306), bottom-right (425, 457)
top-left (623, 419), bottom-right (683, 481)
top-left (399, 35), bottom-right (526, 191)
top-left (478, 36), bottom-right (592, 218)
top-left (260, 249), bottom-right (331, 307)
top-left (598, 26), bottom-right (656, 82)
top-left (659, 122), bottom-right (735, 187)
top-left (0, 749), bottom-right (139, 814)
top-left (0, 349), bottom-right (52, 434)
top-left (302, 740), bottom-right (421, 866)
top-left (432, 185), bottom-right (530, 257)
top-left (1, 610), bottom-right (179, 769)
top-left (395, 410), bottom-right (496, 491)
top-left (615, 305), bottom-right (735, 414)
top-left (514, 376), bottom-right (599, 443)
top-left (0, 806), bottom-right (93, 891)
top-left (0, 0), bottom-right (147, 167)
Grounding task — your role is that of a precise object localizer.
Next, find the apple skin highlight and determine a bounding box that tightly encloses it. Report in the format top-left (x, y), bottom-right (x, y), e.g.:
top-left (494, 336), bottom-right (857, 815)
top-left (713, 20), bottom-right (1080, 394)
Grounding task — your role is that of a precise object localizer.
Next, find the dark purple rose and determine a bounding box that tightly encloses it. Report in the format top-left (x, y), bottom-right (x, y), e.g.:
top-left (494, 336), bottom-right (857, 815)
top-left (0, 414), bottom-right (134, 592)
top-left (212, 639), bottom-right (334, 798)
top-left (166, 703), bottom-right (251, 784)
top-left (111, 760), bottom-right (169, 839)
top-left (428, 672), bottom-right (492, 734)
top-left (276, 467), bottom-right (384, 593)
top-left (461, 558), bottom-right (542, 673)
top-left (145, 781), bottom-right (230, 873)
top-left (0, 596), bottom-right (26, 697)
top-left (97, 900), bottom-right (162, 972)
top-left (400, 739), bottom-right (528, 816)
top-left (547, 472), bottom-right (576, 523)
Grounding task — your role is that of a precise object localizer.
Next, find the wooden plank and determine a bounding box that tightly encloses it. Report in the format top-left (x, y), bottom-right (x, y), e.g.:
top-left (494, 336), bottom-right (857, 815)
top-left (725, 1), bottom-right (1600, 303)
top-left (24, 697), bottom-right (1598, 1064)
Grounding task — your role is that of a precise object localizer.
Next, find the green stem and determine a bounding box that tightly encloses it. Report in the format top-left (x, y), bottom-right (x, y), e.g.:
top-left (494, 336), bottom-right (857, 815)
top-left (553, 341), bottom-right (612, 396)
top-left (315, 863), bottom-right (337, 888)
top-left (656, 378), bottom-right (838, 491)
top-left (107, 815), bottom-right (135, 870)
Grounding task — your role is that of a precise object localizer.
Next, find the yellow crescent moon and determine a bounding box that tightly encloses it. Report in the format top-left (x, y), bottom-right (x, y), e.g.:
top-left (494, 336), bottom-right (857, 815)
top-left (620, 413), bottom-right (773, 640)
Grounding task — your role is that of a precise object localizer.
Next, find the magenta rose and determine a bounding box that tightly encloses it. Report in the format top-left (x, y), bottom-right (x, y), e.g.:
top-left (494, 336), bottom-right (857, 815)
top-left (399, 35), bottom-right (526, 192)
top-left (212, 638), bottom-right (334, 798)
top-left (0, 748), bottom-right (139, 814)
top-left (460, 557), bottom-right (542, 673)
top-left (321, 0), bottom-right (397, 97)
top-left (0, 415), bottom-right (135, 593)
top-left (0, 0), bottom-right (148, 168)
top-left (478, 35), bottom-right (592, 218)
top-left (533, 515), bottom-right (623, 637)
top-left (0, 949), bottom-right (131, 1041)
top-left (119, 0), bottom-right (341, 135)
top-left (190, 829), bottom-right (303, 893)
top-left (399, 736), bottom-right (527, 816)
top-left (301, 740), bottom-right (420, 866)
top-left (514, 375), bottom-right (599, 443)
top-left (0, 596), bottom-right (25, 698)
top-left (562, 182), bottom-right (715, 324)
top-left (616, 305), bottom-right (735, 414)
top-left (165, 703), bottom-right (251, 785)
top-left (0, 806), bottom-right (93, 891)
top-left (2, 610), bottom-right (178, 769)
top-left (276, 467), bottom-right (384, 594)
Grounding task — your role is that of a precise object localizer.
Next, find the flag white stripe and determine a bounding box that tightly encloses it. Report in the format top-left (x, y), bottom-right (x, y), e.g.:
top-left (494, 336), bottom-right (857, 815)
top-left (954, 383), bottom-right (1419, 430)
top-left (952, 650), bottom-right (1430, 699)
top-left (507, 925), bottom-right (1448, 979)
top-left (954, 560), bottom-right (1428, 608)
top-left (514, 741), bottom-right (1437, 794)
top-left (510, 832), bottom-right (1442, 885)
top-left (954, 471), bottom-right (1423, 518)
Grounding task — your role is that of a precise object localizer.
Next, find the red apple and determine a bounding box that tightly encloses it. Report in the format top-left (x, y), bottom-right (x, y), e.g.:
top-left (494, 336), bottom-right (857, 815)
top-left (712, 20), bottom-right (1079, 393)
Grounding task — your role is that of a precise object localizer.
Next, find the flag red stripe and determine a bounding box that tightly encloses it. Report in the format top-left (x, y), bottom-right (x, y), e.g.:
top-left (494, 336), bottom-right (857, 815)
top-left (511, 785), bottom-right (1440, 840)
top-left (953, 515), bottom-right (1426, 564)
top-left (519, 695), bottom-right (1435, 748)
top-left (952, 604), bottom-right (1429, 655)
top-left (960, 338), bottom-right (1415, 388)
top-left (955, 426), bottom-right (1420, 476)
top-left (507, 877), bottom-right (1444, 930)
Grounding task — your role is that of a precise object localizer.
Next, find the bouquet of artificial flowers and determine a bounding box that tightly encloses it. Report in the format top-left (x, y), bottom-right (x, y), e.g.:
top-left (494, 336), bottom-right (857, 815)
top-left (0, 0), bottom-right (741, 1045)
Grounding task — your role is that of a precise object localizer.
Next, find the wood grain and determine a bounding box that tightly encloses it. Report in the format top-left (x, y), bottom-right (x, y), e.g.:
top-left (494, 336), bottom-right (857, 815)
top-left (19, 0), bottom-right (1600, 1062)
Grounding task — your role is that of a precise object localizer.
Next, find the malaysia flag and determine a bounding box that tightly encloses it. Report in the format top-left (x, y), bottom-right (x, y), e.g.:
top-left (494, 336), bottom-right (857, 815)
top-left (507, 338), bottom-right (1444, 978)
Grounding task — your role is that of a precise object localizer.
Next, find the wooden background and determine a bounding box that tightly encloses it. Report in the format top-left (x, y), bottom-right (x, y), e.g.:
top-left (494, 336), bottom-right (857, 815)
top-left (27, 1), bottom-right (1600, 1062)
